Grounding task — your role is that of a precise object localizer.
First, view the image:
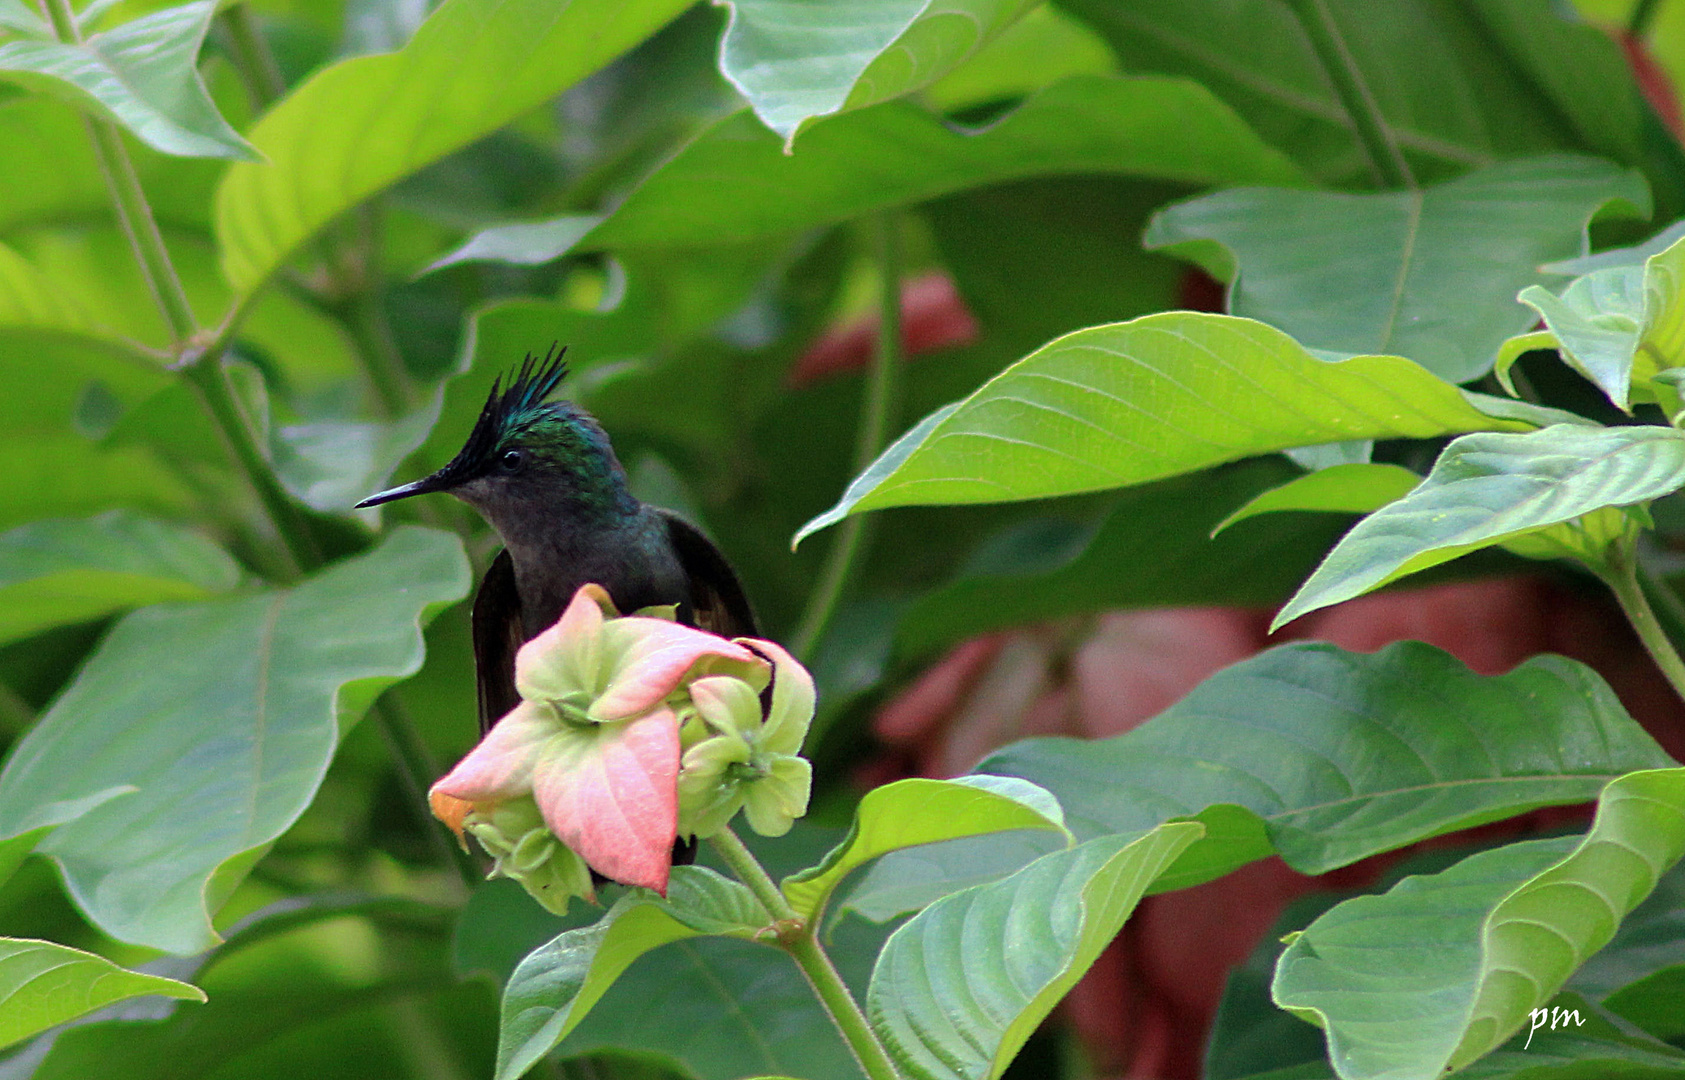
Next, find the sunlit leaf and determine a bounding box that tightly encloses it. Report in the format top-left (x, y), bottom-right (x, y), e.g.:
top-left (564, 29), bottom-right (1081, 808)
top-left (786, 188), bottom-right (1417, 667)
top-left (0, 511), bottom-right (239, 646)
top-left (1275, 424), bottom-right (1685, 628)
top-left (215, 0), bottom-right (691, 297)
top-left (0, 528), bottom-right (470, 953)
top-left (0, 938), bottom-right (204, 1050)
top-left (716, 0), bottom-right (1039, 142)
top-left (796, 313), bottom-right (1528, 544)
top-left (781, 776), bottom-right (1067, 920)
top-left (1272, 768), bottom-right (1685, 1080)
top-left (868, 823), bottom-right (1202, 1080)
top-left (421, 215), bottom-right (602, 275)
top-left (0, 1), bottom-right (254, 160)
top-left (1213, 463), bottom-right (1421, 535)
top-left (1144, 156), bottom-right (1649, 383)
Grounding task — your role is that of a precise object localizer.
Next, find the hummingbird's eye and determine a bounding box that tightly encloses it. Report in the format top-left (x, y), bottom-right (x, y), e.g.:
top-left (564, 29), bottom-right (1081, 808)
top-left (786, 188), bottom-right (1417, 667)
top-left (499, 449), bottom-right (524, 473)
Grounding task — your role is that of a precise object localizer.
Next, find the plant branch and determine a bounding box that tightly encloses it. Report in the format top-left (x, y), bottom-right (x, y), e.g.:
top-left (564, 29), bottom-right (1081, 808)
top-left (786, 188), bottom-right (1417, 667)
top-left (708, 827), bottom-right (899, 1080)
top-left (1604, 537), bottom-right (1685, 706)
top-left (1631, 0), bottom-right (1666, 37)
top-left (1286, 0), bottom-right (1415, 189)
top-left (217, 3), bottom-right (287, 111)
top-left (372, 697), bottom-right (481, 891)
top-left (791, 214), bottom-right (904, 661)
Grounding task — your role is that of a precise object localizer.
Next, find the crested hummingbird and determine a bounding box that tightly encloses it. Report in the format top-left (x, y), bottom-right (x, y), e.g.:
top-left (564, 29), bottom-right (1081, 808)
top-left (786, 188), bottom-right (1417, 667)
top-left (356, 347), bottom-right (759, 735)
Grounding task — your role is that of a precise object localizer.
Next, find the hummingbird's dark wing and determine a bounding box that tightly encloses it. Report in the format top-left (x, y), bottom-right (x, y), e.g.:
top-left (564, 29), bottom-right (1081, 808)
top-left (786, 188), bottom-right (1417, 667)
top-left (659, 510), bottom-right (759, 639)
top-left (470, 550), bottom-right (524, 735)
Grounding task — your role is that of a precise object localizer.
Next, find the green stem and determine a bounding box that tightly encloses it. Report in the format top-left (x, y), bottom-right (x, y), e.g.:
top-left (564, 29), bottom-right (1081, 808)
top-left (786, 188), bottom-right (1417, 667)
top-left (791, 214), bottom-right (904, 661)
top-left (707, 825), bottom-right (796, 920)
top-left (217, 3), bottom-right (287, 111)
top-left (1605, 539), bottom-right (1685, 705)
top-left (707, 828), bottom-right (899, 1080)
top-left (181, 355), bottom-right (318, 574)
top-left (1631, 0), bottom-right (1666, 37)
top-left (1286, 0), bottom-right (1415, 188)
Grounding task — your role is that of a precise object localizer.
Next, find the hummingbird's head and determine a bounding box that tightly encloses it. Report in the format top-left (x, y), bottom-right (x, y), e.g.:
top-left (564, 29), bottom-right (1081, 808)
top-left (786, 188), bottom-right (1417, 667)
top-left (355, 346), bottom-right (634, 528)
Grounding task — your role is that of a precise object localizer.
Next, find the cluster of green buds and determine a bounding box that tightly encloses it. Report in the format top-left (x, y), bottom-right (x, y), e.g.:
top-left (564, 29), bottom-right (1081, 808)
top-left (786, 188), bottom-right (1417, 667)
top-left (429, 584), bottom-right (812, 913)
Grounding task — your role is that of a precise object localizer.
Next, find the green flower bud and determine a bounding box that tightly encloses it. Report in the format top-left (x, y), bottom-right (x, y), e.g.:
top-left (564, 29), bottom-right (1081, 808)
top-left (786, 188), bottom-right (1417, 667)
top-left (463, 796), bottom-right (595, 915)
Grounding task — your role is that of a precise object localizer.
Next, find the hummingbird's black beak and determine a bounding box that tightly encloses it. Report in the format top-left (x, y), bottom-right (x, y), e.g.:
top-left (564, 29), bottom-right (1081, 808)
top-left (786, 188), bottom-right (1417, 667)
top-left (355, 473), bottom-right (449, 509)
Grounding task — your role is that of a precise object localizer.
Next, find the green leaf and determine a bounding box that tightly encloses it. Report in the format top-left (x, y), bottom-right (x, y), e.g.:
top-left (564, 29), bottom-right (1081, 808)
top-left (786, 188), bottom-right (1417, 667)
top-left (1543, 217), bottom-right (1685, 276)
top-left (582, 74), bottom-right (1305, 252)
top-left (0, 511), bottom-right (240, 646)
top-left (921, 4), bottom-right (1116, 112)
top-left (1274, 425), bottom-right (1685, 629)
top-left (781, 776), bottom-right (1068, 920)
top-left (421, 214), bottom-right (602, 275)
top-left (0, 1), bottom-right (255, 160)
top-left (1272, 768), bottom-right (1685, 1080)
top-left (795, 313), bottom-right (1527, 544)
top-left (1143, 156), bottom-right (1649, 384)
top-left (0, 435), bottom-right (194, 533)
top-left (272, 404), bottom-right (442, 515)
top-left (1213, 463), bottom-right (1421, 536)
top-left (0, 937), bottom-right (204, 1050)
top-left (0, 527), bottom-right (470, 954)
top-left (716, 0), bottom-right (1039, 142)
top-left (836, 830), bottom-right (1068, 925)
top-left (867, 823), bottom-right (1203, 1080)
top-left (1456, 991), bottom-right (1685, 1079)
top-left (214, 0), bottom-right (690, 298)
top-left (1502, 233), bottom-right (1685, 412)
top-left (979, 641), bottom-right (1676, 888)
top-left (1060, 0), bottom-right (1646, 187)
top-left (496, 866), bottom-right (769, 1080)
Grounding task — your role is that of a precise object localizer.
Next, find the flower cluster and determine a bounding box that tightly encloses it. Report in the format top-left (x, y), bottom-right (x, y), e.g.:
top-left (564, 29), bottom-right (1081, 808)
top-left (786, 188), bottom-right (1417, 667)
top-left (429, 585), bottom-right (812, 912)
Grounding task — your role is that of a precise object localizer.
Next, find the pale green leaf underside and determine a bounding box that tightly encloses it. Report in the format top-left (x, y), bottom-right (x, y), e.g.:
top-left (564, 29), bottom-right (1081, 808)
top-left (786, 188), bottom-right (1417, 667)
top-left (0, 528), bottom-right (470, 953)
top-left (0, 510), bottom-right (239, 646)
top-left (496, 866), bottom-right (766, 1080)
top-left (215, 0), bottom-right (690, 298)
top-left (0, 937), bottom-right (204, 1050)
top-left (867, 824), bottom-right (1203, 1080)
top-left (718, 0), bottom-right (1039, 141)
top-left (979, 641), bottom-right (1675, 888)
top-left (1213, 463), bottom-right (1421, 535)
top-left (796, 312), bottom-right (1528, 545)
top-left (421, 214), bottom-right (602, 275)
top-left (1275, 424), bottom-right (1685, 629)
top-left (584, 74), bottom-right (1306, 253)
top-left (0, 1), bottom-right (254, 160)
top-left (781, 775), bottom-right (1069, 920)
top-left (1144, 155), bottom-right (1650, 384)
top-left (1273, 768), bottom-right (1685, 1080)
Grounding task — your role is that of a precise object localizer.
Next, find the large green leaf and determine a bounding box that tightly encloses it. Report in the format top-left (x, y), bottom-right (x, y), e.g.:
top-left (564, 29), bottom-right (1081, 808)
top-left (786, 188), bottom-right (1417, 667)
top-left (979, 641), bottom-right (1676, 890)
top-left (0, 527), bottom-right (469, 954)
top-left (0, 938), bottom-right (204, 1050)
top-left (1272, 768), bottom-right (1685, 1080)
top-left (1456, 991), bottom-right (1685, 1079)
top-left (1058, 0), bottom-right (1645, 187)
top-left (795, 313), bottom-right (1528, 544)
top-left (1143, 156), bottom-right (1649, 384)
top-left (0, 435), bottom-right (194, 533)
top-left (272, 405), bottom-right (441, 515)
top-left (0, 1), bottom-right (253, 160)
top-left (1274, 424), bottom-right (1685, 628)
top-left (0, 511), bottom-right (239, 646)
top-left (581, 75), bottom-right (1304, 252)
top-left (495, 866), bottom-right (769, 1080)
top-left (867, 823), bottom-right (1202, 1080)
top-left (781, 776), bottom-right (1068, 920)
top-left (214, 0), bottom-right (691, 298)
top-left (716, 0), bottom-right (1038, 142)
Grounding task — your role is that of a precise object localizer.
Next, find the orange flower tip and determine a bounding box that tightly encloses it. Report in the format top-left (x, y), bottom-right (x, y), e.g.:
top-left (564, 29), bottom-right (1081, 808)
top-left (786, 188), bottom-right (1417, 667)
top-left (429, 788), bottom-right (474, 841)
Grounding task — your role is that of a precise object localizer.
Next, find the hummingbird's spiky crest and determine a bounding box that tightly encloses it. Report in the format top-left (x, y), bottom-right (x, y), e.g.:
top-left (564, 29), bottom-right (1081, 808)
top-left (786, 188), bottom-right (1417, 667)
top-left (440, 344), bottom-right (571, 487)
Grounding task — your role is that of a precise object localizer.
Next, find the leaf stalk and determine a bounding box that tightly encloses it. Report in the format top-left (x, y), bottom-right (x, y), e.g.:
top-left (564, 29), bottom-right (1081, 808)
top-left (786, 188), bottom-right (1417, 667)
top-left (708, 827), bottom-right (900, 1080)
top-left (1604, 536), bottom-right (1685, 706)
top-left (1285, 0), bottom-right (1416, 189)
top-left (791, 213), bottom-right (904, 661)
